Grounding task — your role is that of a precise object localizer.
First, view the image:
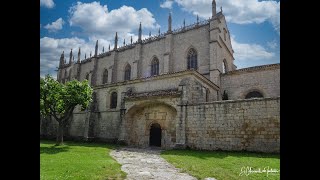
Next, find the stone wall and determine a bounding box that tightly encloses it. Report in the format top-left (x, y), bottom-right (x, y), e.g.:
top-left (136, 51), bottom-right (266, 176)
top-left (221, 64), bottom-right (280, 100)
top-left (184, 97), bottom-right (280, 153)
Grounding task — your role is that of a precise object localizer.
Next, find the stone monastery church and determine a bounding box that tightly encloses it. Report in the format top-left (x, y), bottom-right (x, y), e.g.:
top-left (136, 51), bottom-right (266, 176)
top-left (40, 0), bottom-right (280, 153)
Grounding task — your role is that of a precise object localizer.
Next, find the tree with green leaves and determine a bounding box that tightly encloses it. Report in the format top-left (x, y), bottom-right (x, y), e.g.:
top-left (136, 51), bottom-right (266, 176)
top-left (40, 75), bottom-right (93, 145)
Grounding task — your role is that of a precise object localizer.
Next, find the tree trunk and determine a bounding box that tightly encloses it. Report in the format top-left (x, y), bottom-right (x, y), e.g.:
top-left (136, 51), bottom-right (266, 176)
top-left (56, 122), bottom-right (64, 146)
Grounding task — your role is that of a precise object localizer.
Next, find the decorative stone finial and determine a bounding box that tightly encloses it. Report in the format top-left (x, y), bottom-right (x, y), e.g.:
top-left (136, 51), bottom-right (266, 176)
top-left (183, 19), bottom-right (185, 28)
top-left (94, 40), bottom-right (98, 57)
top-left (85, 53), bottom-right (86, 59)
top-left (197, 15), bottom-right (199, 24)
top-left (149, 31), bottom-right (151, 37)
top-left (131, 36), bottom-right (133, 44)
top-left (123, 39), bottom-right (125, 46)
top-left (114, 32), bottom-right (118, 50)
top-left (77, 48), bottom-right (81, 63)
top-left (220, 6), bottom-right (223, 13)
top-left (158, 28), bottom-right (160, 36)
top-left (69, 49), bottom-right (73, 64)
top-left (212, 0), bottom-right (216, 17)
top-left (102, 46), bottom-right (104, 53)
top-left (168, 12), bottom-right (172, 33)
top-left (109, 44), bottom-right (111, 51)
top-left (59, 51), bottom-right (65, 67)
top-left (138, 22), bottom-right (142, 42)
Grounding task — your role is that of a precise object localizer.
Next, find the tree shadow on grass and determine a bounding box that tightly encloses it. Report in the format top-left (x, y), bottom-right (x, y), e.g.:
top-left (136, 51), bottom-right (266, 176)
top-left (40, 146), bottom-right (70, 154)
top-left (161, 149), bottom-right (280, 160)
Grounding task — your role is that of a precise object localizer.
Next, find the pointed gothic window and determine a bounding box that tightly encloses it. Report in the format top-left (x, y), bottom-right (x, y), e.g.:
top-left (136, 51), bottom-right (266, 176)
top-left (187, 48), bottom-right (198, 70)
top-left (222, 59), bottom-right (228, 73)
top-left (124, 64), bottom-right (131, 81)
top-left (110, 92), bottom-right (117, 109)
top-left (102, 69), bottom-right (108, 84)
top-left (151, 57), bottom-right (159, 76)
top-left (223, 28), bottom-right (227, 41)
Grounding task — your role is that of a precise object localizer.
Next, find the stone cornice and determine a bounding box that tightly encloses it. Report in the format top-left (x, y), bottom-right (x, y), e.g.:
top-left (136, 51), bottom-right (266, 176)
top-left (185, 96), bottom-right (280, 106)
top-left (222, 63), bottom-right (280, 76)
top-left (94, 70), bottom-right (219, 91)
top-left (125, 88), bottom-right (181, 100)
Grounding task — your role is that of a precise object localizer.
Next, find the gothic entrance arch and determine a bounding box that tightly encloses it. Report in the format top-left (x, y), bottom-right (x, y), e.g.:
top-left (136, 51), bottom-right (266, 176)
top-left (149, 123), bottom-right (161, 147)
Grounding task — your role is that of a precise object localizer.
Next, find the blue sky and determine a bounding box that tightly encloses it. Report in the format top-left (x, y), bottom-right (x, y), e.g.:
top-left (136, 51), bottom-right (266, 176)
top-left (40, 0), bottom-right (280, 77)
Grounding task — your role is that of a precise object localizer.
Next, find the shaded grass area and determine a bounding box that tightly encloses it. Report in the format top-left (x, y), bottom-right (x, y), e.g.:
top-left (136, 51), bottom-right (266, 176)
top-left (161, 149), bottom-right (279, 180)
top-left (40, 140), bottom-right (126, 180)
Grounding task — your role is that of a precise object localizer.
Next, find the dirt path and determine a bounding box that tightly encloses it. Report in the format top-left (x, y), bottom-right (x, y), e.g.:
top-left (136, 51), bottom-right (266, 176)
top-left (110, 147), bottom-right (197, 180)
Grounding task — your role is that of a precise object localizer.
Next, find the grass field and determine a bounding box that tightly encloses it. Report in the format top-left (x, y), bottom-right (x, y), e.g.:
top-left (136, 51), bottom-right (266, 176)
top-left (40, 140), bottom-right (126, 180)
top-left (161, 149), bottom-right (280, 180)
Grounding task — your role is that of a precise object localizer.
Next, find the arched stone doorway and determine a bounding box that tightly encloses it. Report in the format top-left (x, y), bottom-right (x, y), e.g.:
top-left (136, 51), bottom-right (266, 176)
top-left (149, 123), bottom-right (161, 147)
top-left (123, 101), bottom-right (177, 148)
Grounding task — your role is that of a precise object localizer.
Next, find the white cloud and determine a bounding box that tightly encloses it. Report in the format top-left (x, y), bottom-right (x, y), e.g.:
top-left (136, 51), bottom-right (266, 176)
top-left (231, 36), bottom-right (274, 61)
top-left (44, 18), bottom-right (65, 32)
top-left (40, 0), bottom-right (55, 8)
top-left (267, 39), bottom-right (278, 49)
top-left (68, 2), bottom-right (160, 40)
top-left (161, 0), bottom-right (280, 34)
top-left (160, 0), bottom-right (174, 9)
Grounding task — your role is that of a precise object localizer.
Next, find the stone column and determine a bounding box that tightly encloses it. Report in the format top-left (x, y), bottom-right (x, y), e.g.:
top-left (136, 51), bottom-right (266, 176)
top-left (175, 85), bottom-right (187, 148)
top-left (117, 91), bottom-right (127, 144)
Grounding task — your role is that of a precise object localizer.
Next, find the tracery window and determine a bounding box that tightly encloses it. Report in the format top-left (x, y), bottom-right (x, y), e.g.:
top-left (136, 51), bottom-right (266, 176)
top-left (124, 64), bottom-right (131, 81)
top-left (187, 48), bottom-right (198, 70)
top-left (110, 92), bottom-right (117, 109)
top-left (102, 69), bottom-right (108, 84)
top-left (151, 57), bottom-right (159, 76)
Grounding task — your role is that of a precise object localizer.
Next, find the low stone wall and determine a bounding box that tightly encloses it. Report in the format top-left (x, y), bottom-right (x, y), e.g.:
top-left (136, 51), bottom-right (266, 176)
top-left (185, 97), bottom-right (280, 153)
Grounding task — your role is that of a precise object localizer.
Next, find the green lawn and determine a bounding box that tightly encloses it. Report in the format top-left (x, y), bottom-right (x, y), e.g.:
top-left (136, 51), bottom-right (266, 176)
top-left (40, 140), bottom-right (126, 180)
top-left (161, 149), bottom-right (280, 180)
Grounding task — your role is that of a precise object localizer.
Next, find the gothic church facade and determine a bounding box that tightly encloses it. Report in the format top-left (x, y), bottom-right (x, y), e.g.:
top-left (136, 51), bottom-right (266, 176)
top-left (41, 1), bottom-right (280, 152)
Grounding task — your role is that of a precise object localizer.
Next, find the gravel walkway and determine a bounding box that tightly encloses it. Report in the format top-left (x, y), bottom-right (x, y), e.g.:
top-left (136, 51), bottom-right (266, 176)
top-left (110, 147), bottom-right (197, 180)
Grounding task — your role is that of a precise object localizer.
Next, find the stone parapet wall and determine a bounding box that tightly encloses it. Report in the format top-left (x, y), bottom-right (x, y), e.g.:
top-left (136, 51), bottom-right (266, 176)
top-left (185, 97), bottom-right (280, 153)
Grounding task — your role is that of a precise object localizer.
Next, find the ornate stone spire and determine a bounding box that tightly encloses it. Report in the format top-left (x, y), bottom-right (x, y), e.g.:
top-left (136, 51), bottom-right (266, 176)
top-left (149, 31), bottom-right (151, 37)
top-left (138, 22), bottom-right (142, 43)
top-left (69, 49), bottom-right (73, 64)
top-left (114, 32), bottom-right (118, 50)
top-left (168, 12), bottom-right (172, 33)
top-left (131, 36), bottom-right (133, 44)
top-left (197, 14), bottom-right (199, 25)
top-left (94, 40), bottom-right (98, 57)
top-left (102, 46), bottom-right (104, 53)
top-left (77, 48), bottom-right (81, 63)
top-left (109, 44), bottom-right (110, 51)
top-left (123, 38), bottom-right (125, 46)
top-left (59, 51), bottom-right (64, 67)
top-left (212, 0), bottom-right (216, 17)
